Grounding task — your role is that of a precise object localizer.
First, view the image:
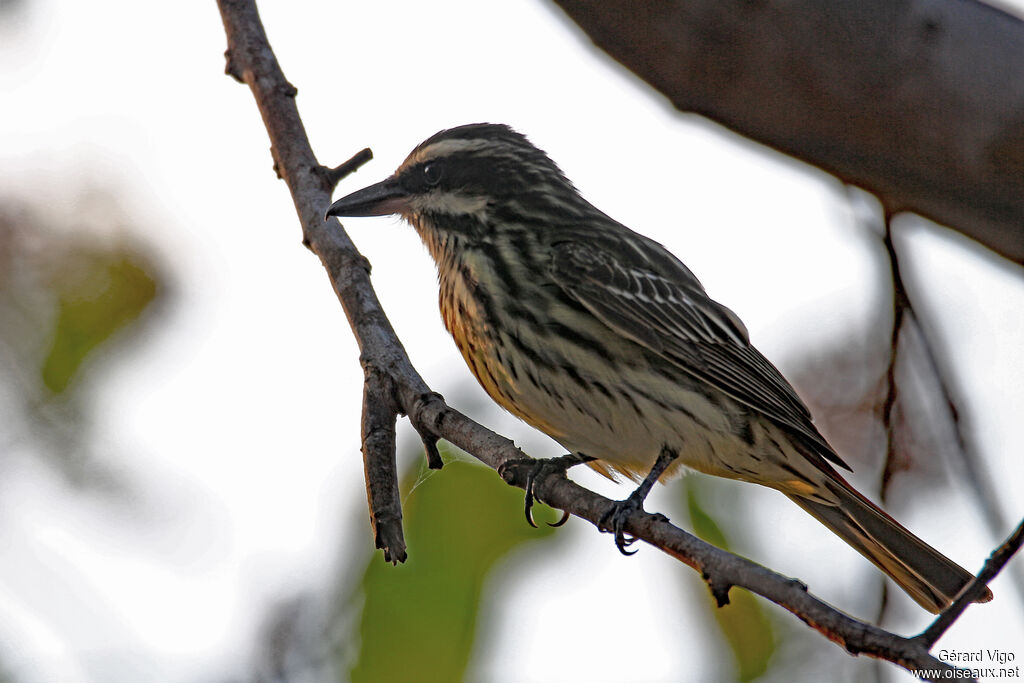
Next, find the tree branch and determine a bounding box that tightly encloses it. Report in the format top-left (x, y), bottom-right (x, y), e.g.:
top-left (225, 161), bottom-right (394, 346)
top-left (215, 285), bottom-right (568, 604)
top-left (550, 0), bottom-right (1024, 265)
top-left (359, 359), bottom-right (405, 564)
top-left (217, 0), bottom-right (435, 563)
top-left (916, 517), bottom-right (1024, 649)
top-left (322, 147), bottom-right (373, 192)
top-left (215, 1), bottom-right (1017, 679)
top-left (879, 211), bottom-right (909, 499)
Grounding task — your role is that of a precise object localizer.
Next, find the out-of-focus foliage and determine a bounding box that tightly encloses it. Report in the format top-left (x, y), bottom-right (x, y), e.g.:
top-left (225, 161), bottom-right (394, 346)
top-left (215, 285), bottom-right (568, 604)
top-left (686, 482), bottom-right (776, 681)
top-left (40, 247), bottom-right (157, 394)
top-left (0, 197), bottom-right (164, 680)
top-left (0, 199), bottom-right (163, 485)
top-left (346, 451), bottom-right (562, 683)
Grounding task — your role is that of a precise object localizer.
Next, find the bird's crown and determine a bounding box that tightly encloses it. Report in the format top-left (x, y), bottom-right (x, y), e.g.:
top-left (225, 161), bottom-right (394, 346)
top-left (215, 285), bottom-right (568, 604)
top-left (325, 123), bottom-right (586, 224)
top-left (392, 123), bottom-right (578, 209)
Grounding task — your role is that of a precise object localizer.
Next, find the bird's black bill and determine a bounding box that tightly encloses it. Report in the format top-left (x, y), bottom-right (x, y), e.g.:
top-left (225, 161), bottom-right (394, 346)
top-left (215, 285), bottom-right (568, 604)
top-left (325, 178), bottom-right (409, 219)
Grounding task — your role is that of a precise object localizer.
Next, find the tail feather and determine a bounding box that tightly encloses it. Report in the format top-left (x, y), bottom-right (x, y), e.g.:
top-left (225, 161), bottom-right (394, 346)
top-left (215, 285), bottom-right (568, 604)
top-left (786, 478), bottom-right (992, 614)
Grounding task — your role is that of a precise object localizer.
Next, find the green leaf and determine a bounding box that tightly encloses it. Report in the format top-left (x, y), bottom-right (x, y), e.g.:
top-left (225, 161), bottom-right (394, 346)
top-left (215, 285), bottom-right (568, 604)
top-left (350, 453), bottom-right (560, 683)
top-left (40, 248), bottom-right (157, 394)
top-left (687, 484), bottom-right (776, 682)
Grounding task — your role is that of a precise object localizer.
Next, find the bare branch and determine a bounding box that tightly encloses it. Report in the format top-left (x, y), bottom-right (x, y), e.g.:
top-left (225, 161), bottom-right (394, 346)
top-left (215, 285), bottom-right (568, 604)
top-left (217, 0), bottom-right (435, 563)
top-left (215, 1), bottom-right (1015, 678)
top-left (917, 517), bottom-right (1024, 648)
top-left (872, 211), bottom-right (908, 627)
top-left (879, 211), bottom-right (909, 498)
top-left (359, 360), bottom-right (405, 564)
top-left (321, 148), bottom-right (373, 192)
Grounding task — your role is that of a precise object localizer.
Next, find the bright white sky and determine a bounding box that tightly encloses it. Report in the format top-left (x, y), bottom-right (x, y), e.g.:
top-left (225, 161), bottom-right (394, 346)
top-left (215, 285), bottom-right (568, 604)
top-left (1, 1), bottom-right (1022, 681)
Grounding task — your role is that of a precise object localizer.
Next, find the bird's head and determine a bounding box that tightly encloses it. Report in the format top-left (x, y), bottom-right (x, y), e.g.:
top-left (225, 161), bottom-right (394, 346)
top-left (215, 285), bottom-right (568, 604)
top-left (325, 123), bottom-right (585, 231)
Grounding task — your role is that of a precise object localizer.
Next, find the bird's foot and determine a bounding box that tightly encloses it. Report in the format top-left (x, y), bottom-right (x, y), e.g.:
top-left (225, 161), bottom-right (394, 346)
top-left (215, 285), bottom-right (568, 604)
top-left (597, 496), bottom-right (668, 555)
top-left (598, 447), bottom-right (678, 555)
top-left (500, 453), bottom-right (594, 528)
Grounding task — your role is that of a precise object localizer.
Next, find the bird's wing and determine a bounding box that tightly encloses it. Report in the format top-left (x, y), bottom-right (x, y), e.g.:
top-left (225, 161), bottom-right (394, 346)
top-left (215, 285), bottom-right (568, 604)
top-left (550, 239), bottom-right (849, 470)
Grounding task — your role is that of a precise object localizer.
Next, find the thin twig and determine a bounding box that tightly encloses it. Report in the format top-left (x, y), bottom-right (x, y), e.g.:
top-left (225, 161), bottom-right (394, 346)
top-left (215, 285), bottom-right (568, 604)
top-left (321, 148), bottom-right (373, 191)
top-left (916, 517), bottom-right (1024, 648)
top-left (879, 212), bottom-right (908, 498)
top-left (214, 2), bottom-right (1015, 679)
top-left (866, 210), bottom-right (906, 633)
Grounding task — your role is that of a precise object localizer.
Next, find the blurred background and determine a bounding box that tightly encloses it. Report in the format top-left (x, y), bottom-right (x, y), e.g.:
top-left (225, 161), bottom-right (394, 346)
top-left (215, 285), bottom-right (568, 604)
top-left (1, 1), bottom-right (1022, 681)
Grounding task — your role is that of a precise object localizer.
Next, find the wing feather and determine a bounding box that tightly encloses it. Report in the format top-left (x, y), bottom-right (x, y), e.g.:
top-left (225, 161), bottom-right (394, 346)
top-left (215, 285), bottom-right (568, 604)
top-left (550, 240), bottom-right (849, 470)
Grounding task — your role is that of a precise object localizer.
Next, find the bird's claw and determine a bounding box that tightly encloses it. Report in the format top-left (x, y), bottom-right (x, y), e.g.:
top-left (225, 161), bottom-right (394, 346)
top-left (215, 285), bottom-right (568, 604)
top-left (598, 499), bottom-right (670, 555)
top-left (549, 509), bottom-right (572, 527)
top-left (599, 497), bottom-right (642, 555)
top-left (523, 460), bottom-right (544, 528)
top-left (598, 446), bottom-right (678, 555)
top-left (511, 453), bottom-right (593, 528)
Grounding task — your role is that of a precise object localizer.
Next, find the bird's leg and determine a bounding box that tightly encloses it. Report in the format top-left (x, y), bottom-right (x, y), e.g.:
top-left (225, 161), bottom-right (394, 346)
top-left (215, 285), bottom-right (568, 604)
top-left (501, 453), bottom-right (595, 528)
top-left (599, 446), bottom-right (678, 555)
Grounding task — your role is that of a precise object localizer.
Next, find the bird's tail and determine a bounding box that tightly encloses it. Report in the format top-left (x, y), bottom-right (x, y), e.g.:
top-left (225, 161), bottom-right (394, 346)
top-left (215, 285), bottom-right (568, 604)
top-left (786, 475), bottom-right (992, 614)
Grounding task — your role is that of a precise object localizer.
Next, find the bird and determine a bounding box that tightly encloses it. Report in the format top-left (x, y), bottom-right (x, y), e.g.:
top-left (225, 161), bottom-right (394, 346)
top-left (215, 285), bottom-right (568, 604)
top-left (326, 122), bottom-right (990, 613)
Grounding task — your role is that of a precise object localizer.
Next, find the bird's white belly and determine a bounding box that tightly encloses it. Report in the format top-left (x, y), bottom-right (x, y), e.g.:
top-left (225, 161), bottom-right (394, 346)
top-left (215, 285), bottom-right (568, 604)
top-left (498, 333), bottom-right (750, 483)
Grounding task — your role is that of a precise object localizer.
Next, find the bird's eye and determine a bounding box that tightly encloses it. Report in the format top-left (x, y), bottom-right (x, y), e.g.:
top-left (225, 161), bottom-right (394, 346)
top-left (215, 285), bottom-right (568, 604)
top-left (422, 162), bottom-right (444, 186)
